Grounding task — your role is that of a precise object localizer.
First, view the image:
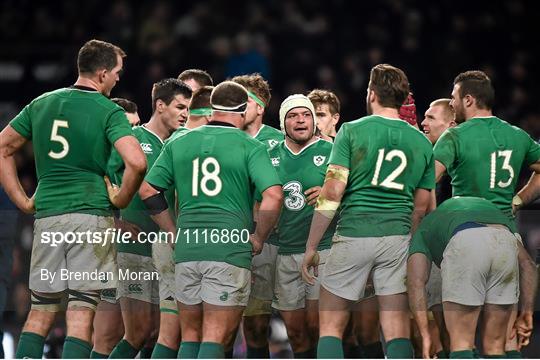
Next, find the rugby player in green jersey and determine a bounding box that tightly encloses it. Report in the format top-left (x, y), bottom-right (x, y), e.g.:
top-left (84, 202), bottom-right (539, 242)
top-left (407, 196), bottom-right (537, 358)
top-left (308, 89), bottom-right (340, 143)
top-left (233, 74), bottom-right (283, 149)
top-left (410, 98), bottom-right (458, 358)
top-left (103, 79), bottom-right (192, 359)
top-left (139, 81), bottom-right (283, 359)
top-left (150, 85), bottom-right (213, 359)
top-left (301, 64), bottom-right (435, 358)
top-left (92, 98), bottom-right (142, 358)
top-left (0, 39), bottom-right (147, 359)
top-left (269, 94), bottom-right (333, 358)
top-left (231, 74), bottom-right (283, 358)
top-left (434, 70), bottom-right (540, 357)
top-left (434, 71), bottom-right (540, 219)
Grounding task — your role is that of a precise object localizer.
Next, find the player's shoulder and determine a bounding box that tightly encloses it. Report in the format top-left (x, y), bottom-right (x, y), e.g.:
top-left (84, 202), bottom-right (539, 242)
top-left (494, 117), bottom-right (532, 138)
top-left (315, 137), bottom-right (334, 152)
top-left (262, 124), bottom-right (282, 136)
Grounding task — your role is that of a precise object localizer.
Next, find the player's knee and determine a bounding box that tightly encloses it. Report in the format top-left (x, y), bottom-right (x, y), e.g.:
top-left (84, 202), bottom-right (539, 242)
top-left (30, 290), bottom-right (66, 312)
top-left (285, 324), bottom-right (309, 349)
top-left (67, 289), bottom-right (100, 311)
top-left (244, 316), bottom-right (268, 339)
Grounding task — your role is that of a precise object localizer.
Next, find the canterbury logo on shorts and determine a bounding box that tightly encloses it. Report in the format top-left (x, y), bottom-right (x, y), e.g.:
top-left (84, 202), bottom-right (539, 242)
top-left (128, 283), bottom-right (143, 293)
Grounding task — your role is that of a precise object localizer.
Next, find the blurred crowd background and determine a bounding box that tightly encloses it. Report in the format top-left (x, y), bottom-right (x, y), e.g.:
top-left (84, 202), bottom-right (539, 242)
top-left (0, 0), bottom-right (539, 357)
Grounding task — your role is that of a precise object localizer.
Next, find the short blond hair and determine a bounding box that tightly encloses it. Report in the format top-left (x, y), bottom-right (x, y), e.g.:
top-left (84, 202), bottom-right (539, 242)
top-left (429, 98), bottom-right (455, 122)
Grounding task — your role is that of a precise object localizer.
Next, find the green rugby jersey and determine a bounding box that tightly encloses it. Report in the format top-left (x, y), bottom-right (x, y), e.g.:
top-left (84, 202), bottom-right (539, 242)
top-left (330, 115), bottom-right (435, 237)
top-left (9, 87), bottom-right (132, 218)
top-left (166, 126), bottom-right (190, 144)
top-left (433, 116), bottom-right (540, 218)
top-left (269, 139), bottom-right (335, 254)
top-left (108, 125), bottom-right (165, 256)
top-left (254, 124), bottom-right (283, 149)
top-left (145, 121), bottom-right (282, 269)
top-left (409, 196), bottom-right (515, 267)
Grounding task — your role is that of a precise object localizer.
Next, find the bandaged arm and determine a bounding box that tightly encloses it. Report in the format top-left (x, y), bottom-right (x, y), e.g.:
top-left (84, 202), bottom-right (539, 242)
top-left (140, 180), bottom-right (177, 236)
top-left (305, 164), bottom-right (349, 252)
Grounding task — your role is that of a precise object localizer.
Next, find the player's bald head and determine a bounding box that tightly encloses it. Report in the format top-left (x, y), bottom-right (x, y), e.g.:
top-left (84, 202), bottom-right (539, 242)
top-left (211, 81), bottom-right (248, 113)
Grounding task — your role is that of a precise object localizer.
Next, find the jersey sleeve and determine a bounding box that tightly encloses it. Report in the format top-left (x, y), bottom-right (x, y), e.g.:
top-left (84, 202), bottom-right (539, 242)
top-left (9, 105), bottom-right (32, 139)
top-left (329, 124), bottom-right (351, 169)
top-left (248, 144), bottom-right (282, 194)
top-left (433, 128), bottom-right (458, 170)
top-left (524, 135), bottom-right (540, 165)
top-left (105, 109), bottom-right (133, 145)
top-left (408, 228), bottom-right (432, 262)
top-left (145, 142), bottom-right (174, 191)
top-left (417, 150), bottom-right (436, 190)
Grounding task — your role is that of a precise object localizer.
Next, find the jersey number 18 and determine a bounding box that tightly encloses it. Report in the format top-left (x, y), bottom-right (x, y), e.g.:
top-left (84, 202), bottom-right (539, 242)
top-left (192, 157), bottom-right (222, 196)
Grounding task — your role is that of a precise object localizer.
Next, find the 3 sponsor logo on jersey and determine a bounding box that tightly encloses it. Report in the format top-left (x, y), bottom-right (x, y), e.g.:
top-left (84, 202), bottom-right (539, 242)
top-left (313, 155), bottom-right (326, 166)
top-left (271, 157), bottom-right (280, 166)
top-left (140, 143), bottom-right (153, 154)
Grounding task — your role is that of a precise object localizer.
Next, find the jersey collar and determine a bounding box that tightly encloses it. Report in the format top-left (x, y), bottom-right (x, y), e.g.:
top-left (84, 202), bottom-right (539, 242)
top-left (141, 125), bottom-right (164, 144)
top-left (71, 85), bottom-right (98, 92)
top-left (284, 138), bottom-right (320, 155)
top-left (252, 124), bottom-right (265, 138)
top-left (207, 121), bottom-right (236, 128)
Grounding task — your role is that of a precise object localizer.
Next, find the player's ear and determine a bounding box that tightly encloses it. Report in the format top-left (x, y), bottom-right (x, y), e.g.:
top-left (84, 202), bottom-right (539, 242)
top-left (368, 89), bottom-right (376, 104)
top-left (156, 99), bottom-right (164, 113)
top-left (98, 69), bottom-right (107, 83)
top-left (464, 94), bottom-right (473, 108)
top-left (332, 113), bottom-right (340, 126)
top-left (256, 104), bottom-right (264, 116)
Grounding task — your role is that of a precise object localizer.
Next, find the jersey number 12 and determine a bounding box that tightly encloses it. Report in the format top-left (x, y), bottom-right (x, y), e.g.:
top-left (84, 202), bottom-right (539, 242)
top-left (371, 149), bottom-right (407, 190)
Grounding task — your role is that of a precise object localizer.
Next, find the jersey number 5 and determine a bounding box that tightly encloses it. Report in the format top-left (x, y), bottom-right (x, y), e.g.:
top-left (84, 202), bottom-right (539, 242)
top-left (371, 149), bottom-right (407, 190)
top-left (48, 120), bottom-right (69, 159)
top-left (192, 157), bottom-right (222, 196)
top-left (490, 150), bottom-right (514, 189)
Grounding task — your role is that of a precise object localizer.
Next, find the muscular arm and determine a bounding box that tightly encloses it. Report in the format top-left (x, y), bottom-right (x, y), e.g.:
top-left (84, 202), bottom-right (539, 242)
top-left (407, 253), bottom-right (432, 356)
top-left (253, 185), bottom-right (283, 245)
top-left (411, 188), bottom-right (431, 234)
top-left (139, 181), bottom-right (176, 235)
top-left (515, 162), bottom-right (540, 211)
top-left (111, 136), bottom-right (147, 208)
top-left (305, 164), bottom-right (348, 252)
top-left (514, 241), bottom-right (538, 347)
top-left (0, 126), bottom-right (34, 213)
top-left (517, 242), bottom-right (537, 314)
top-left (435, 160), bottom-right (447, 183)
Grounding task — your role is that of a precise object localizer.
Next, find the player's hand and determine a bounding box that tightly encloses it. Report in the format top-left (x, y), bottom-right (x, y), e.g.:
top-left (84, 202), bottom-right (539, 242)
top-left (104, 176), bottom-right (123, 208)
top-left (301, 248), bottom-right (320, 285)
top-left (513, 311), bottom-right (533, 348)
top-left (421, 332), bottom-right (434, 359)
top-left (304, 186), bottom-right (322, 206)
top-left (250, 233), bottom-right (263, 256)
top-left (399, 92), bottom-right (418, 127)
top-left (20, 194), bottom-right (35, 214)
top-left (512, 195), bottom-right (523, 215)
top-left (113, 218), bottom-right (141, 239)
